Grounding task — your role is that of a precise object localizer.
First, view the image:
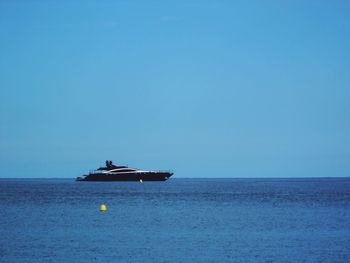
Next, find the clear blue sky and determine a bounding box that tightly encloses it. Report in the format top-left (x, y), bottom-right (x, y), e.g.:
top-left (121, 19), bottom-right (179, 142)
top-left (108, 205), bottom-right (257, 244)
top-left (1, 0), bottom-right (349, 178)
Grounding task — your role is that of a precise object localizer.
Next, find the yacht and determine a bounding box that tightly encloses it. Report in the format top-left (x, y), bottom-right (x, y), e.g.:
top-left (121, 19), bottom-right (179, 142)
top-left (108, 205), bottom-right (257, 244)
top-left (76, 160), bottom-right (173, 181)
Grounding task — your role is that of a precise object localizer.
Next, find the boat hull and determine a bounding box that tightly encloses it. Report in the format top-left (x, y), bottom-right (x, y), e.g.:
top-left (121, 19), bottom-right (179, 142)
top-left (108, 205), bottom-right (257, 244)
top-left (76, 172), bottom-right (173, 182)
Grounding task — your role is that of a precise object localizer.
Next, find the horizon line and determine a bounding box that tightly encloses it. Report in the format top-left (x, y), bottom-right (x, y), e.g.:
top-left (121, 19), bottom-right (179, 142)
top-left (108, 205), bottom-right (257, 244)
top-left (0, 176), bottom-right (349, 180)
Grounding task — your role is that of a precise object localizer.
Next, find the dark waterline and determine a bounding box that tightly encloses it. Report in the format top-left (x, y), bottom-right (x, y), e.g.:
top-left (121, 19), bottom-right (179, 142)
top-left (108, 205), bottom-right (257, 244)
top-left (1, 178), bottom-right (349, 262)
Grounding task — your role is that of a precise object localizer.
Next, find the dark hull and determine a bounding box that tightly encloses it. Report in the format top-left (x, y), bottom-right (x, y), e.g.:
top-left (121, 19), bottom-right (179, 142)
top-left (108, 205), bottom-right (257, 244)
top-left (76, 172), bottom-right (173, 182)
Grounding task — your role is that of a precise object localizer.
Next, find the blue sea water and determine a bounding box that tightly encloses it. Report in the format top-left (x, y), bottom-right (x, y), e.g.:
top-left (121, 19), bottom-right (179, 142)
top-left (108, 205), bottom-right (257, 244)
top-left (0, 178), bottom-right (349, 263)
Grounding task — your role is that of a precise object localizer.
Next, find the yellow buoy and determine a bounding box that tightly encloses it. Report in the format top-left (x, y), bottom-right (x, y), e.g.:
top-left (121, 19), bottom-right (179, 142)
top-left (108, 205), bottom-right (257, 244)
top-left (100, 203), bottom-right (107, 212)
top-left (139, 179), bottom-right (143, 183)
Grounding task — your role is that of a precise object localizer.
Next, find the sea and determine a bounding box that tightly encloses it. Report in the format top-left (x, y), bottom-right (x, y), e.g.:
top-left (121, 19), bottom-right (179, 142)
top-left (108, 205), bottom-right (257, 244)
top-left (0, 178), bottom-right (349, 263)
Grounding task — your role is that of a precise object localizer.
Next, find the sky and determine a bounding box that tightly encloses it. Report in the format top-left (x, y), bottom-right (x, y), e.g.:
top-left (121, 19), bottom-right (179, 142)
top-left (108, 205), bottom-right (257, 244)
top-left (0, 0), bottom-right (349, 178)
